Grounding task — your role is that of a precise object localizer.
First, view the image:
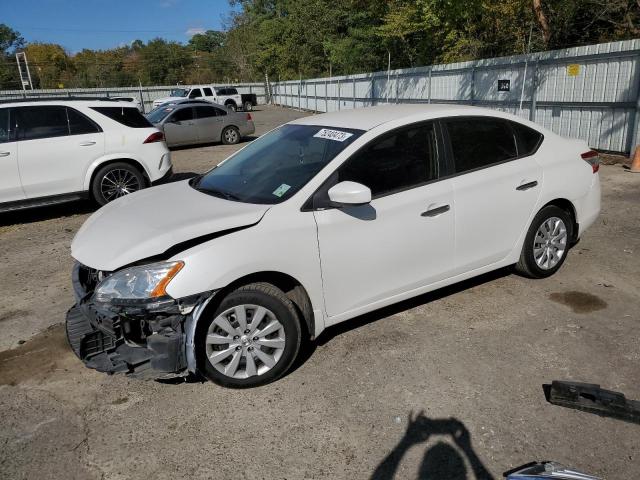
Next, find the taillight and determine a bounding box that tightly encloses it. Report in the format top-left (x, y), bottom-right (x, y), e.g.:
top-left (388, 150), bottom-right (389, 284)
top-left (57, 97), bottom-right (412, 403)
top-left (581, 150), bottom-right (600, 173)
top-left (246, 113), bottom-right (252, 121)
top-left (144, 132), bottom-right (164, 144)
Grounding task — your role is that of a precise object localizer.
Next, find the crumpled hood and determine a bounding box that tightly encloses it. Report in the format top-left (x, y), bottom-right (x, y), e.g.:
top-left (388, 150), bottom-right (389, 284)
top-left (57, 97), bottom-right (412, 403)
top-left (72, 180), bottom-right (269, 271)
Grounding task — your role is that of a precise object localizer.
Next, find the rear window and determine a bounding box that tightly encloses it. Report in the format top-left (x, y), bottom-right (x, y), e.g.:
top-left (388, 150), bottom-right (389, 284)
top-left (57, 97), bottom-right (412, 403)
top-left (91, 107), bottom-right (152, 128)
top-left (511, 121), bottom-right (543, 156)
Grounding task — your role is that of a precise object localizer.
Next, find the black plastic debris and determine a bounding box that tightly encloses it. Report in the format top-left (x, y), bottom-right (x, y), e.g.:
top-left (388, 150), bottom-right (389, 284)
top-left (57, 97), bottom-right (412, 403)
top-left (544, 380), bottom-right (640, 425)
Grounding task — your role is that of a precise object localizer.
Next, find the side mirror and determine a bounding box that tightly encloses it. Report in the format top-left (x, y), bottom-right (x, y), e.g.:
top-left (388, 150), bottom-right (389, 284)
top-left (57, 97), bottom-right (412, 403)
top-left (328, 181), bottom-right (372, 206)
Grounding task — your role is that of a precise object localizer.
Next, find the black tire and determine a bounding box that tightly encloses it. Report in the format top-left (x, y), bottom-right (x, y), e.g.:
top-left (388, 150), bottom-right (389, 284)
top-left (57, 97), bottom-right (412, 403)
top-left (221, 126), bottom-right (241, 145)
top-left (515, 205), bottom-right (573, 279)
top-left (91, 162), bottom-right (146, 206)
top-left (196, 282), bottom-right (302, 388)
top-left (225, 101), bottom-right (237, 112)
top-left (243, 101), bottom-right (253, 112)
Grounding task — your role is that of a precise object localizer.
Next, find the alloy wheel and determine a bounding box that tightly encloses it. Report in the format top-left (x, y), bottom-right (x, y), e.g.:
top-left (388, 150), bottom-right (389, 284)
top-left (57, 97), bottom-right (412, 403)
top-left (224, 128), bottom-right (239, 144)
top-left (100, 169), bottom-right (141, 201)
top-left (205, 304), bottom-right (286, 379)
top-left (533, 216), bottom-right (567, 270)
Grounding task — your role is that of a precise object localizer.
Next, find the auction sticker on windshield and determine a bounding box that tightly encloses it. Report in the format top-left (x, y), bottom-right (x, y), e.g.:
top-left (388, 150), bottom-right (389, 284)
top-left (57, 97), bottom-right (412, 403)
top-left (314, 128), bottom-right (354, 142)
top-left (273, 183), bottom-right (291, 197)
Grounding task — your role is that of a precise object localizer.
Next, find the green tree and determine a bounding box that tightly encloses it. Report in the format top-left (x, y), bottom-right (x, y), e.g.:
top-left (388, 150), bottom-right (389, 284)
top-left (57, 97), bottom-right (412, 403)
top-left (188, 30), bottom-right (226, 52)
top-left (0, 24), bottom-right (25, 89)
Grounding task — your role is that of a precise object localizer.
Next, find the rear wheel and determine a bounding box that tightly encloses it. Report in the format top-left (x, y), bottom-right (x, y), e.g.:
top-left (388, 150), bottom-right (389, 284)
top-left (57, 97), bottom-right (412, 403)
top-left (91, 162), bottom-right (145, 206)
top-left (196, 283), bottom-right (302, 388)
top-left (515, 205), bottom-right (572, 278)
top-left (221, 126), bottom-right (240, 145)
top-left (243, 101), bottom-right (253, 112)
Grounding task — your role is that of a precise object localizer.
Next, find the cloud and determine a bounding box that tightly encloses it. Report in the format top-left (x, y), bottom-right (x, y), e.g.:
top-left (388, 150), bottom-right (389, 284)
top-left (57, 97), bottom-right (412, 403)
top-left (186, 27), bottom-right (206, 36)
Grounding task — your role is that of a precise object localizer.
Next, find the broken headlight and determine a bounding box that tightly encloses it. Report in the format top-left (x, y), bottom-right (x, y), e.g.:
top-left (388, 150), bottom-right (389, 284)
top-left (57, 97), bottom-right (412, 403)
top-left (94, 261), bottom-right (184, 303)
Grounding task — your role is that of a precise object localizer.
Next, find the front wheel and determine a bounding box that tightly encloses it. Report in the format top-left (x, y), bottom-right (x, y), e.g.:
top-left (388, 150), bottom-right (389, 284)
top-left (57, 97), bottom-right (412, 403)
top-left (221, 126), bottom-right (240, 145)
top-left (515, 205), bottom-right (573, 278)
top-left (91, 162), bottom-right (146, 206)
top-left (196, 283), bottom-right (302, 388)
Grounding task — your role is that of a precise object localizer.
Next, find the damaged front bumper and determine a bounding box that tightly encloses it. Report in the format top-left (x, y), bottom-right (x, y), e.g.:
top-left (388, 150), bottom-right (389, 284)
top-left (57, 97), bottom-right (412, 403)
top-left (65, 262), bottom-right (212, 379)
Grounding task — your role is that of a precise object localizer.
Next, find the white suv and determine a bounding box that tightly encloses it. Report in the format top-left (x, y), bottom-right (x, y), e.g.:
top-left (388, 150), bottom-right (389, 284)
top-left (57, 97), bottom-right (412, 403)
top-left (0, 98), bottom-right (172, 211)
top-left (152, 86), bottom-right (242, 111)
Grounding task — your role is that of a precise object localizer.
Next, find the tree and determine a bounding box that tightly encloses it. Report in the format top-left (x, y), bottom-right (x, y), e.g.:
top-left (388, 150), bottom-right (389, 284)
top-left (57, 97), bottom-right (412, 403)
top-left (24, 43), bottom-right (71, 89)
top-left (0, 24), bottom-right (25, 89)
top-left (188, 30), bottom-right (226, 52)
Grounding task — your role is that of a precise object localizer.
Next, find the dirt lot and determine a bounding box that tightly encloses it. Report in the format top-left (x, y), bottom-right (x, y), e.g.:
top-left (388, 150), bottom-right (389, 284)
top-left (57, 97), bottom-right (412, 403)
top-left (1, 105), bottom-right (639, 480)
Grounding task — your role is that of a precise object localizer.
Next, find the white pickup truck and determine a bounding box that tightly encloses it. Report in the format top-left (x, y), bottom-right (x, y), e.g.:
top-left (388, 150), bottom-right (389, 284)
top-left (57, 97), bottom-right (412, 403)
top-left (152, 85), bottom-right (243, 111)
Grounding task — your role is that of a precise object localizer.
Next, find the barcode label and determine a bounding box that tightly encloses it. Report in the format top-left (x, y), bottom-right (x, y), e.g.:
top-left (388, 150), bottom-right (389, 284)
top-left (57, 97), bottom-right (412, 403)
top-left (313, 128), bottom-right (354, 142)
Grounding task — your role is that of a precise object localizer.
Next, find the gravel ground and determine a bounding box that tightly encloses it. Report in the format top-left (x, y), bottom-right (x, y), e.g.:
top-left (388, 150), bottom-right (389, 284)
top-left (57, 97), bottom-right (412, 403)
top-left (0, 105), bottom-right (638, 480)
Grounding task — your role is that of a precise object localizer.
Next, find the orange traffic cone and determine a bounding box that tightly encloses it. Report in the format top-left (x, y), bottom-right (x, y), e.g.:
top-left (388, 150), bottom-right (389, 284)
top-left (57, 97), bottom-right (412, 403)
top-left (630, 146), bottom-right (640, 173)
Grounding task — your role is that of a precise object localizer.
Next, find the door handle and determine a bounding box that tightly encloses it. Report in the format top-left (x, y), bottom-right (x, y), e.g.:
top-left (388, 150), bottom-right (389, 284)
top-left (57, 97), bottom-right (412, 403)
top-left (516, 180), bottom-right (538, 191)
top-left (421, 204), bottom-right (450, 217)
top-left (79, 141), bottom-right (96, 146)
top-left (0, 151), bottom-right (10, 157)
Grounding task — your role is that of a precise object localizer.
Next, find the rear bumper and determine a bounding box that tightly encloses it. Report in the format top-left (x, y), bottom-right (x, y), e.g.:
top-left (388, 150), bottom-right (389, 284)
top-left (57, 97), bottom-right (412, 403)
top-left (152, 166), bottom-right (174, 185)
top-left (242, 121), bottom-right (256, 137)
top-left (576, 173), bottom-right (601, 238)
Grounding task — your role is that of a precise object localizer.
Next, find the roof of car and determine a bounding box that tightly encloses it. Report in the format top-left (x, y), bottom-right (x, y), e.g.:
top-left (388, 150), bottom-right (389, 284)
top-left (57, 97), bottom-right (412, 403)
top-left (289, 103), bottom-right (520, 131)
top-left (157, 99), bottom-right (226, 108)
top-left (0, 97), bottom-right (131, 107)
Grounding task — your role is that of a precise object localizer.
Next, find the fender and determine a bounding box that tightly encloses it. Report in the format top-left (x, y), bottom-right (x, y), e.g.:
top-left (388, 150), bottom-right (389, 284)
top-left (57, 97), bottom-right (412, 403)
top-left (82, 153), bottom-right (152, 191)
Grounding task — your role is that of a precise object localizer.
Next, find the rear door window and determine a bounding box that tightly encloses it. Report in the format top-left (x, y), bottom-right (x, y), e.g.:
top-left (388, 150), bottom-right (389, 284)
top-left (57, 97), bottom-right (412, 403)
top-left (169, 107), bottom-right (194, 122)
top-left (338, 122), bottom-right (439, 198)
top-left (15, 106), bottom-right (69, 141)
top-left (67, 107), bottom-right (101, 135)
top-left (203, 87), bottom-right (213, 96)
top-left (91, 107), bottom-right (152, 128)
top-left (189, 88), bottom-right (202, 98)
top-left (445, 118), bottom-right (517, 173)
top-left (195, 106), bottom-right (218, 119)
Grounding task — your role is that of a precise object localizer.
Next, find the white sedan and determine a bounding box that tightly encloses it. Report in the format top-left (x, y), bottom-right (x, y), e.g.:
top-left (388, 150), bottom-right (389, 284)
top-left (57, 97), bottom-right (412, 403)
top-left (66, 104), bottom-right (601, 388)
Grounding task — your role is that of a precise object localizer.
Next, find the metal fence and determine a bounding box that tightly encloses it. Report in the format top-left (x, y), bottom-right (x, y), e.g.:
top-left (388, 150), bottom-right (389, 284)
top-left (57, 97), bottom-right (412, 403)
top-left (0, 83), bottom-right (268, 114)
top-left (272, 39), bottom-right (640, 154)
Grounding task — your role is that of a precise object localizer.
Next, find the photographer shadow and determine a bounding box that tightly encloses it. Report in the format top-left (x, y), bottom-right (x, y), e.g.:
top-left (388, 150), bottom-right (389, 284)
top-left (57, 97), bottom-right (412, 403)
top-left (371, 412), bottom-right (494, 480)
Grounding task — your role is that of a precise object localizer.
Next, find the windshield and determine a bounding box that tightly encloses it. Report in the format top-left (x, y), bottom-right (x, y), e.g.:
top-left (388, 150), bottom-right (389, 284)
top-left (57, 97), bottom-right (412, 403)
top-left (193, 124), bottom-right (364, 204)
top-left (146, 106), bottom-right (175, 123)
top-left (170, 88), bottom-right (189, 97)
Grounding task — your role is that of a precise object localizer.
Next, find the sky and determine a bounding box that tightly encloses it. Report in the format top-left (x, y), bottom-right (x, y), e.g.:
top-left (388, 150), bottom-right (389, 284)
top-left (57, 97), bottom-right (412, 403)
top-left (1, 0), bottom-right (236, 53)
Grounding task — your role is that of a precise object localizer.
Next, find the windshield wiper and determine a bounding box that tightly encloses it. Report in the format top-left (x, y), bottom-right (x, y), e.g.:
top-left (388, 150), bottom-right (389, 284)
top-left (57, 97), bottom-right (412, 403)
top-left (195, 185), bottom-right (242, 201)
